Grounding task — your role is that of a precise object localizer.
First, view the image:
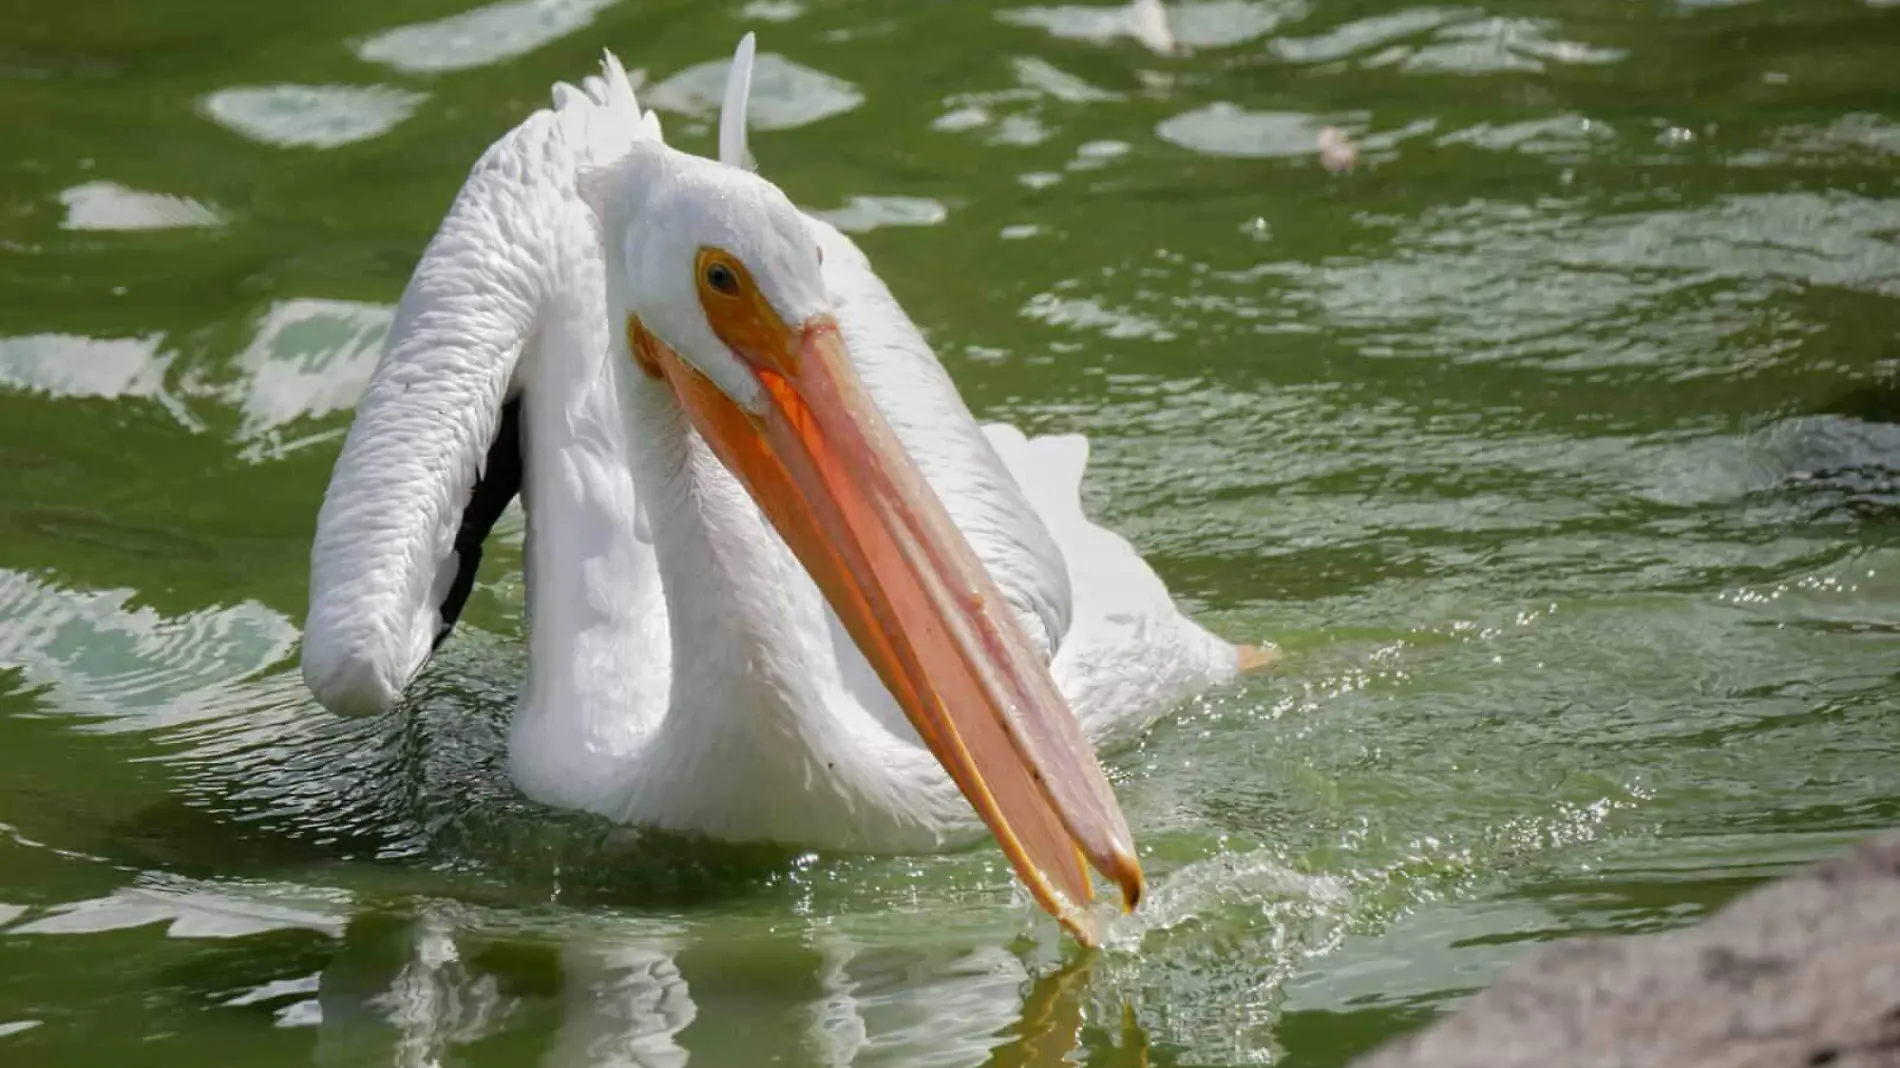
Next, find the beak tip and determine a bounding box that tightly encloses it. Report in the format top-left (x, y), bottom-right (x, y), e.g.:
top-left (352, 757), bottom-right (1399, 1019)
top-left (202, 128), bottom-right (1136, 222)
top-left (1120, 868), bottom-right (1145, 913)
top-left (1053, 861), bottom-right (1140, 948)
top-left (1100, 845), bottom-right (1144, 913)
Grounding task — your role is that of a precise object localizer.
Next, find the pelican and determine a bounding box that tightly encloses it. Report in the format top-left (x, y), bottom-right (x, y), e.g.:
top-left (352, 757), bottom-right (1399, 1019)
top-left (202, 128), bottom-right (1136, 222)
top-left (302, 35), bottom-right (1271, 943)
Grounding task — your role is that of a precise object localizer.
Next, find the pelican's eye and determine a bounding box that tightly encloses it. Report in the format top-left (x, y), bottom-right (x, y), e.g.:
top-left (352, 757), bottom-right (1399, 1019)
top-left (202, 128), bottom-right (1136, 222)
top-left (705, 261), bottom-right (740, 296)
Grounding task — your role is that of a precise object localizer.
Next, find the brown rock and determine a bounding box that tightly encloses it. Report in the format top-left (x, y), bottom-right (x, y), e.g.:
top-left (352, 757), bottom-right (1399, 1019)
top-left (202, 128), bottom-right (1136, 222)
top-left (1352, 834), bottom-right (1900, 1068)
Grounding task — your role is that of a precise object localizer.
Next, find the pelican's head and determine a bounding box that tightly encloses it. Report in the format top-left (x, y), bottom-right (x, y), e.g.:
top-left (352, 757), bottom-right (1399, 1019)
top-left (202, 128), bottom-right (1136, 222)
top-left (595, 146), bottom-right (823, 413)
top-left (580, 143), bottom-right (1141, 944)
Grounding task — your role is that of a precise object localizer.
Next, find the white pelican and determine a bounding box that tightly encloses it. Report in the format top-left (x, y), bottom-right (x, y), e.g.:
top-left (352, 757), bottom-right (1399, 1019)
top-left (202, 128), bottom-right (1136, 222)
top-left (302, 36), bottom-right (1271, 942)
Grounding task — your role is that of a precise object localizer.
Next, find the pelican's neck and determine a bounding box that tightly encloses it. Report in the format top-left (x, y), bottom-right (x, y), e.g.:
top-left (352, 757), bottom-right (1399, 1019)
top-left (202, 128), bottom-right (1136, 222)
top-left (510, 277), bottom-right (669, 784)
top-left (612, 357), bottom-right (960, 847)
top-left (620, 362), bottom-right (837, 737)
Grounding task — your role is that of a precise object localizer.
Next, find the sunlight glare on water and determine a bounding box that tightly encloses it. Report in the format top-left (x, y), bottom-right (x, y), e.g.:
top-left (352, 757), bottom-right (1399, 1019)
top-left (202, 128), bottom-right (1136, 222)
top-left (2, 0), bottom-right (1899, 1064)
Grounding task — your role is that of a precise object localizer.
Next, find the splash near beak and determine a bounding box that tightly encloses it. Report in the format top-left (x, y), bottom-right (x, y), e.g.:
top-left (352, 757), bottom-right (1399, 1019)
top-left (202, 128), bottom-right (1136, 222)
top-left (629, 299), bottom-right (1142, 945)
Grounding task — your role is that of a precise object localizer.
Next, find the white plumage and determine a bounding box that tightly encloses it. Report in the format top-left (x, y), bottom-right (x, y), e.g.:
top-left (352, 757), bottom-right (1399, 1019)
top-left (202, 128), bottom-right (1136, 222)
top-left (302, 34), bottom-right (1266, 937)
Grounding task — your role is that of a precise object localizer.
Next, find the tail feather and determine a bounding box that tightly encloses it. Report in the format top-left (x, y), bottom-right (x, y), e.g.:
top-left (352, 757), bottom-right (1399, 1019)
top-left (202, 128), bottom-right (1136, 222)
top-left (980, 424), bottom-right (1242, 743)
top-left (985, 426), bottom-right (1089, 526)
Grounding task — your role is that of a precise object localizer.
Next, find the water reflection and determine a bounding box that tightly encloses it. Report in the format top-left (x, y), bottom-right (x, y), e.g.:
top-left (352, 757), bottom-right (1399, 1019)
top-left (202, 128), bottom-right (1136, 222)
top-left (219, 299), bottom-right (393, 462)
top-left (1733, 112), bottom-right (1900, 166)
top-left (0, 334), bottom-right (171, 405)
top-left (9, 873), bottom-right (347, 939)
top-left (812, 195), bottom-right (950, 234)
top-left (0, 568), bottom-right (295, 733)
top-left (998, 1), bottom-right (1304, 50)
top-left (0, 297), bottom-right (396, 463)
top-left (58, 182), bottom-right (224, 232)
top-left (200, 84), bottom-right (427, 150)
top-left (5, 0), bottom-right (1900, 1061)
top-left (354, 0), bottom-right (623, 76)
top-left (4, 891), bottom-right (1156, 1068)
top-left (1156, 104), bottom-right (1363, 160)
top-left (741, 1), bottom-right (806, 23)
top-left (1268, 7), bottom-right (1466, 64)
top-left (1434, 113), bottom-right (1614, 158)
top-left (929, 57), bottom-right (1119, 149)
top-left (1394, 15), bottom-right (1626, 73)
top-left (645, 51), bottom-right (863, 131)
top-left (1270, 192), bottom-right (1900, 378)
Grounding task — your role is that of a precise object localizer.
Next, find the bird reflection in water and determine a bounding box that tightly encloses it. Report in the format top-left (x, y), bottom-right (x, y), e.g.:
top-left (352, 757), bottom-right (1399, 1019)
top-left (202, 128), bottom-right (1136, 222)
top-left (985, 953), bottom-right (1151, 1068)
top-left (300, 903), bottom-right (1152, 1067)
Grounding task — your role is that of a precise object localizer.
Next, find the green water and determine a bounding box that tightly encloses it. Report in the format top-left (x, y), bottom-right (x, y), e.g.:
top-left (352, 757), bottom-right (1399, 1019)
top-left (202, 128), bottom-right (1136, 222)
top-left (3, 0), bottom-right (1900, 1063)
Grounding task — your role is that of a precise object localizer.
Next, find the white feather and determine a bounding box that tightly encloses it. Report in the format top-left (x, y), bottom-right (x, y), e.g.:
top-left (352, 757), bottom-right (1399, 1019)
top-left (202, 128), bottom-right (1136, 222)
top-left (305, 52), bottom-right (654, 726)
top-left (982, 425), bottom-right (1236, 747)
top-left (718, 31), bottom-right (757, 171)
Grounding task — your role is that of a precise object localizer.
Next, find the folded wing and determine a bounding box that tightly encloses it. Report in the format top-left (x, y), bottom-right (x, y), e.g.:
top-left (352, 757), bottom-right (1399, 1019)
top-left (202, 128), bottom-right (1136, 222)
top-left (303, 56), bottom-right (654, 716)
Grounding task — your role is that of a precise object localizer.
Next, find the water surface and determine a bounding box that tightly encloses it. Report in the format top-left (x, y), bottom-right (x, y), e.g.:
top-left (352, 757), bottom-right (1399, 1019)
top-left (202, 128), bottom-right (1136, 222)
top-left (3, 0), bottom-right (1899, 1064)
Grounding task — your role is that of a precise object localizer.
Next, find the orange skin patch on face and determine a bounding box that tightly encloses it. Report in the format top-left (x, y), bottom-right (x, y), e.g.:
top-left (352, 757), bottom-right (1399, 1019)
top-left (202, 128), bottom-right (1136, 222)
top-left (693, 246), bottom-right (798, 376)
top-left (626, 247), bottom-right (791, 381)
top-left (627, 316), bottom-right (666, 379)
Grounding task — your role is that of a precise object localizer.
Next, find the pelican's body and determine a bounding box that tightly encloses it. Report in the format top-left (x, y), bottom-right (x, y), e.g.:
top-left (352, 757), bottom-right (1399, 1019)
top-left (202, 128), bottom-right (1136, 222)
top-left (304, 39), bottom-right (1262, 940)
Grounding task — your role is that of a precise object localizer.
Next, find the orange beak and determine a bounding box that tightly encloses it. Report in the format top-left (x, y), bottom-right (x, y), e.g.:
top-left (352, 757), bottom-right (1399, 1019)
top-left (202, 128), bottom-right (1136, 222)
top-left (627, 258), bottom-right (1142, 944)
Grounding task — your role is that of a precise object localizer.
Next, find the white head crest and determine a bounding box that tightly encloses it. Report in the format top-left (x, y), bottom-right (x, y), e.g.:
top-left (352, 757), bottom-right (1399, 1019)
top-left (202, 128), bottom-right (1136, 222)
top-left (718, 32), bottom-right (757, 172)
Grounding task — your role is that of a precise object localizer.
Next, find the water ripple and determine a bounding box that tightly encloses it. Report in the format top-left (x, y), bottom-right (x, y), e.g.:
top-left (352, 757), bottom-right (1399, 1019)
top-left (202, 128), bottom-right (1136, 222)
top-left (7, 873), bottom-right (347, 939)
top-left (58, 182), bottom-right (223, 232)
top-left (999, 0), bottom-right (1307, 49)
top-left (215, 299), bottom-right (392, 462)
top-left (200, 85), bottom-right (426, 149)
top-left (0, 569), bottom-right (294, 734)
top-left (813, 195), bottom-right (949, 234)
top-left (7, 0), bottom-right (1900, 1063)
top-left (1396, 15), bottom-right (1628, 73)
top-left (355, 0), bottom-right (622, 75)
top-left (0, 333), bottom-right (172, 405)
top-left (645, 51), bottom-right (862, 131)
top-left (1271, 6), bottom-right (1470, 63)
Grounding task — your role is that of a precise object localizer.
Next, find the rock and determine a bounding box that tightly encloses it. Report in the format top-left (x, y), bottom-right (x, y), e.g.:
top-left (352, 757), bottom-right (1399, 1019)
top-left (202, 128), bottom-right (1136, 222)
top-left (1352, 834), bottom-right (1900, 1068)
